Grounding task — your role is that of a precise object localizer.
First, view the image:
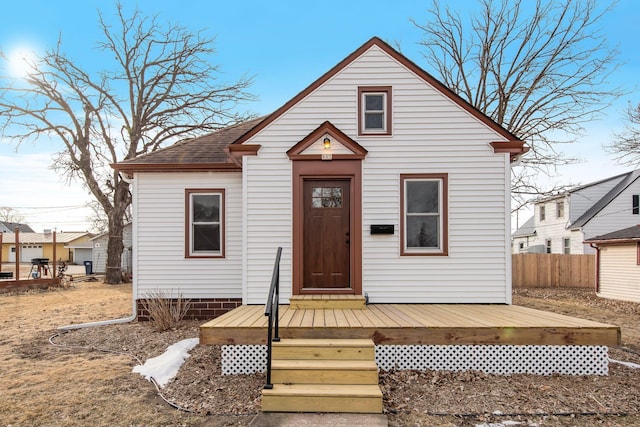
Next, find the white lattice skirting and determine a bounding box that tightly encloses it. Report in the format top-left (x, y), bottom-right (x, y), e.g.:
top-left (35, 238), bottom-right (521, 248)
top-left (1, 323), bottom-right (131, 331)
top-left (221, 345), bottom-right (609, 376)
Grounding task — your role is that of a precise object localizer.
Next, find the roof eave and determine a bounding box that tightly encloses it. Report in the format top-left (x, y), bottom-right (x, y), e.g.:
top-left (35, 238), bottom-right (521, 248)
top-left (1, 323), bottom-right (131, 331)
top-left (111, 162), bottom-right (242, 173)
top-left (584, 238), bottom-right (640, 245)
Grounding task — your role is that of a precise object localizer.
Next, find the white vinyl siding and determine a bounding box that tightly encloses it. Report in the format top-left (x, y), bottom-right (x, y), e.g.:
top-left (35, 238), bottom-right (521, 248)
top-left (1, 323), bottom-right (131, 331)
top-left (242, 44), bottom-right (511, 304)
top-left (133, 172), bottom-right (242, 299)
top-left (598, 243), bottom-right (640, 303)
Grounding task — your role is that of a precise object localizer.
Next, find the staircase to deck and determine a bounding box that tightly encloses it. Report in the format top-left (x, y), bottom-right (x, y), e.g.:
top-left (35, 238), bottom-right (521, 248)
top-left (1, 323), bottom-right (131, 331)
top-left (261, 338), bottom-right (383, 413)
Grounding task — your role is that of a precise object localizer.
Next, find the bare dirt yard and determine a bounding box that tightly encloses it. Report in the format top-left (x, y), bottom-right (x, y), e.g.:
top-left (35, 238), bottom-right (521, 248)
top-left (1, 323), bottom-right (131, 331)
top-left (1, 280), bottom-right (640, 427)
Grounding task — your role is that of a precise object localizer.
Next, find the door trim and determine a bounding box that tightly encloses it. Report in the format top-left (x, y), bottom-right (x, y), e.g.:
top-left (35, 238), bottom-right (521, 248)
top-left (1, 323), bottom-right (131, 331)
top-left (292, 160), bottom-right (362, 296)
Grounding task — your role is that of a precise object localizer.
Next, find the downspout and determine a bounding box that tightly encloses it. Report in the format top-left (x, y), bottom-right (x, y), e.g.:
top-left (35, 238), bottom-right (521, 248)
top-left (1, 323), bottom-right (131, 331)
top-left (590, 243), bottom-right (600, 294)
top-left (59, 171), bottom-right (137, 331)
top-left (58, 296), bottom-right (137, 331)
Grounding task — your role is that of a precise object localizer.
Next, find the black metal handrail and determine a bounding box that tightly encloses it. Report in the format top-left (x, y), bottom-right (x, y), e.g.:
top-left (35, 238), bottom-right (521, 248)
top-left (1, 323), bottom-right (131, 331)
top-left (264, 246), bottom-right (282, 389)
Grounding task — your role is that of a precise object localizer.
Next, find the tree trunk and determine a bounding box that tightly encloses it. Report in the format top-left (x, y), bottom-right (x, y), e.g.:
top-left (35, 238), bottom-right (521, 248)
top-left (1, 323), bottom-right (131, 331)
top-left (104, 179), bottom-right (130, 284)
top-left (105, 213), bottom-right (124, 284)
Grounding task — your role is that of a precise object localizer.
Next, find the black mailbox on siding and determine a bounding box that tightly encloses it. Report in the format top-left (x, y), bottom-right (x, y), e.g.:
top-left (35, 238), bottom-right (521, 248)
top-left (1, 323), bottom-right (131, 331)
top-left (370, 224), bottom-right (394, 235)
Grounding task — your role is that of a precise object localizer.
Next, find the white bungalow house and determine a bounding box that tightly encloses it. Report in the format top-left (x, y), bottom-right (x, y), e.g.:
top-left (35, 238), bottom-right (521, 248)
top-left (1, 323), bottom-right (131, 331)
top-left (512, 169), bottom-right (640, 254)
top-left (113, 37), bottom-right (620, 412)
top-left (114, 37), bottom-right (528, 317)
top-left (585, 225), bottom-right (640, 303)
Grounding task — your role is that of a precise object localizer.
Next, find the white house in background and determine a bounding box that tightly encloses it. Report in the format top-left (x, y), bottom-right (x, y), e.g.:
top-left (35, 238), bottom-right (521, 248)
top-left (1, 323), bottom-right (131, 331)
top-left (114, 37), bottom-right (527, 319)
top-left (90, 222), bottom-right (133, 275)
top-left (512, 169), bottom-right (640, 255)
top-left (585, 225), bottom-right (640, 303)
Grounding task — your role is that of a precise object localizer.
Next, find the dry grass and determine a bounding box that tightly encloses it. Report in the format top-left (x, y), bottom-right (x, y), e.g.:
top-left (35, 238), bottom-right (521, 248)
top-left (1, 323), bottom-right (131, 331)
top-left (2, 283), bottom-right (640, 426)
top-left (0, 280), bottom-right (239, 426)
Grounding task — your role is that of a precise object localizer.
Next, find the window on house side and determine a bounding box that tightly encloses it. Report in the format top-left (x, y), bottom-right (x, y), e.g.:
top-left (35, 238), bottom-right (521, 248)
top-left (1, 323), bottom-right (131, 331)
top-left (540, 205), bottom-right (546, 221)
top-left (633, 195), bottom-right (639, 215)
top-left (401, 174), bottom-right (448, 255)
top-left (557, 201), bottom-right (564, 218)
top-left (563, 238), bottom-right (570, 254)
top-left (545, 239), bottom-right (552, 254)
top-left (186, 189), bottom-right (224, 258)
top-left (358, 86), bottom-right (392, 135)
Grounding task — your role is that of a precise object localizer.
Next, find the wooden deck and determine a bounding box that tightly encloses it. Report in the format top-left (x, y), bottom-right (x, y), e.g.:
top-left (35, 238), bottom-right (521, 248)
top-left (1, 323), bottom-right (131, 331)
top-left (200, 304), bottom-right (620, 346)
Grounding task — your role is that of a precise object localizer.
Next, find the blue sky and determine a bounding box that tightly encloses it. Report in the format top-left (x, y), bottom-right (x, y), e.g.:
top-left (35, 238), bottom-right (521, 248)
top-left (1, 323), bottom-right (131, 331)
top-left (1, 0), bottom-right (639, 231)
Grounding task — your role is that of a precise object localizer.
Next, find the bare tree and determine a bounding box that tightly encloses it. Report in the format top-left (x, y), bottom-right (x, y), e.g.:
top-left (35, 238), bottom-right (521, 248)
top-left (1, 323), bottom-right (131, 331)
top-left (608, 102), bottom-right (640, 166)
top-left (0, 3), bottom-right (254, 283)
top-left (413, 0), bottom-right (623, 212)
top-left (0, 207), bottom-right (25, 223)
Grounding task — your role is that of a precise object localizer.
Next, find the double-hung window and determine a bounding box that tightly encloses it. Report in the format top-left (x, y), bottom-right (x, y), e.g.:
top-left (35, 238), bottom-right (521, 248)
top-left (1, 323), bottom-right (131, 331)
top-left (401, 174), bottom-right (448, 255)
top-left (358, 86), bottom-right (392, 135)
top-left (186, 189), bottom-right (224, 258)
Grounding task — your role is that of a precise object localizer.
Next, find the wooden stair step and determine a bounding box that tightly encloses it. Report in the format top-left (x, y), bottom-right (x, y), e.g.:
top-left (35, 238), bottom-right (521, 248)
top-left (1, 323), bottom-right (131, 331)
top-left (271, 359), bottom-right (379, 384)
top-left (261, 384), bottom-right (383, 413)
top-left (272, 338), bottom-right (375, 360)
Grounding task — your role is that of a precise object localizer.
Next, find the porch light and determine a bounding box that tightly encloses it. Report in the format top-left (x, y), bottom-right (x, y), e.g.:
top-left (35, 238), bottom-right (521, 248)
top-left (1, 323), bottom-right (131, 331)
top-left (323, 137), bottom-right (331, 150)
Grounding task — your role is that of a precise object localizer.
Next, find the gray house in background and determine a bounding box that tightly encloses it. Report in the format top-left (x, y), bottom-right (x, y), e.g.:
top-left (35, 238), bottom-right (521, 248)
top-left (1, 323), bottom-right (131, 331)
top-left (90, 223), bottom-right (133, 275)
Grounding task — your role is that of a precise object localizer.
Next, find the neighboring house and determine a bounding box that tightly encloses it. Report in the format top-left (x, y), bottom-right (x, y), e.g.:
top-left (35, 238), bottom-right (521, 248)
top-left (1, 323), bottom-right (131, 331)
top-left (512, 169), bottom-right (640, 254)
top-left (0, 231), bottom-right (93, 263)
top-left (0, 221), bottom-right (34, 233)
top-left (90, 223), bottom-right (133, 275)
top-left (585, 225), bottom-right (640, 303)
top-left (114, 37), bottom-right (527, 318)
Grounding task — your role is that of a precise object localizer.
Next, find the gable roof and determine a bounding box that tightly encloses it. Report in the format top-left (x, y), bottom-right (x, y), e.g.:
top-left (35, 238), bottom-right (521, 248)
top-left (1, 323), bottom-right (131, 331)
top-left (569, 169), bottom-right (640, 230)
top-left (113, 117), bottom-right (265, 173)
top-left (114, 36), bottom-right (528, 173)
top-left (1, 221), bottom-right (35, 233)
top-left (584, 224), bottom-right (640, 244)
top-left (512, 216), bottom-right (536, 238)
top-left (233, 37), bottom-right (526, 157)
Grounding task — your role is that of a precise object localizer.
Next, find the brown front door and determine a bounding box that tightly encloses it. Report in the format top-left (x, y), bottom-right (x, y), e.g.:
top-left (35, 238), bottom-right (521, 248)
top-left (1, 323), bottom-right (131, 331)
top-left (303, 179), bottom-right (351, 288)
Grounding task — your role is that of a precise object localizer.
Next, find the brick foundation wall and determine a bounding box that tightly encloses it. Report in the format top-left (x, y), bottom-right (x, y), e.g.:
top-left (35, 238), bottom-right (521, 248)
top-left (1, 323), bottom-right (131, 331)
top-left (136, 297), bottom-right (243, 321)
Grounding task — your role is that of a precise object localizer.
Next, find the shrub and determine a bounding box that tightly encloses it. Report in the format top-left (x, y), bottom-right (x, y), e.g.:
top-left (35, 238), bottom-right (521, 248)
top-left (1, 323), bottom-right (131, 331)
top-left (139, 289), bottom-right (191, 332)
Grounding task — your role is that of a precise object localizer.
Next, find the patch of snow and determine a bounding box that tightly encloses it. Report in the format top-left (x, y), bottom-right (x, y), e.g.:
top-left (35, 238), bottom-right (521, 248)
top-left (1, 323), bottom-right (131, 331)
top-left (609, 358), bottom-right (640, 369)
top-left (132, 338), bottom-right (199, 387)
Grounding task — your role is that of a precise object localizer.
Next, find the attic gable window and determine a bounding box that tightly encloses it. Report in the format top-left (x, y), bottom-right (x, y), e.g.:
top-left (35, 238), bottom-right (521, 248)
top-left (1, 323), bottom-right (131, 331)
top-left (358, 86), bottom-right (392, 135)
top-left (401, 173), bottom-right (448, 256)
top-left (633, 195), bottom-right (639, 215)
top-left (185, 189), bottom-right (225, 258)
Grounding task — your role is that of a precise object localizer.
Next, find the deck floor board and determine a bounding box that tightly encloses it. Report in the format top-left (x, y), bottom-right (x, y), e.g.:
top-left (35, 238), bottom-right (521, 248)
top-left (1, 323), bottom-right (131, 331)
top-left (199, 303), bottom-right (620, 346)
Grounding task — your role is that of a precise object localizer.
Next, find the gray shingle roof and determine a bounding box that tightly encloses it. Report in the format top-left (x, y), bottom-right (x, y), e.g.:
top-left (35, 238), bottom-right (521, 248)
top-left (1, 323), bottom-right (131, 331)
top-left (115, 117), bottom-right (266, 167)
top-left (569, 169), bottom-right (640, 229)
top-left (584, 224), bottom-right (640, 242)
top-left (0, 222), bottom-right (35, 233)
top-left (512, 216), bottom-right (536, 238)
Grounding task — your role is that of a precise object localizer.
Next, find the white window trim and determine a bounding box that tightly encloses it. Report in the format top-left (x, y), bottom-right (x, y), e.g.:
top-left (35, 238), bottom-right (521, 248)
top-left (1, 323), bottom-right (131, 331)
top-left (401, 174), bottom-right (448, 256)
top-left (186, 189), bottom-right (224, 258)
top-left (362, 92), bottom-right (387, 133)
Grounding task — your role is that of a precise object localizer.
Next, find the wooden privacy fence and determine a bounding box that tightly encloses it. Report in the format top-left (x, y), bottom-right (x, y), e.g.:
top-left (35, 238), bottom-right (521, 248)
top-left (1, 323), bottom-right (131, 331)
top-left (512, 254), bottom-right (595, 289)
